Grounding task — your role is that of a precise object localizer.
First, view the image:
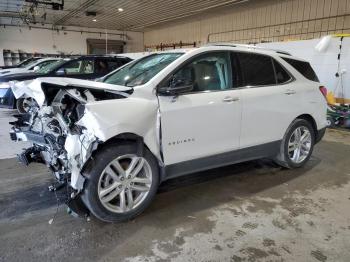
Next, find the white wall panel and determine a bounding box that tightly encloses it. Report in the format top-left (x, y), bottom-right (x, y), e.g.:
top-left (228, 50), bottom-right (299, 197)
top-left (144, 0), bottom-right (350, 48)
top-left (0, 25), bottom-right (143, 66)
top-left (259, 37), bottom-right (350, 99)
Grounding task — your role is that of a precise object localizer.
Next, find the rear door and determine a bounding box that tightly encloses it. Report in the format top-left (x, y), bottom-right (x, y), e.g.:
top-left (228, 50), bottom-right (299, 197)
top-left (237, 52), bottom-right (299, 148)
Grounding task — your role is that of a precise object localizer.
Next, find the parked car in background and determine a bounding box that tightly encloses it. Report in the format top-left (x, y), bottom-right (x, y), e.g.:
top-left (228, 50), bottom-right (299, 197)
top-left (0, 58), bottom-right (60, 76)
top-left (0, 55), bottom-right (132, 112)
top-left (9, 44), bottom-right (327, 222)
top-left (0, 57), bottom-right (42, 70)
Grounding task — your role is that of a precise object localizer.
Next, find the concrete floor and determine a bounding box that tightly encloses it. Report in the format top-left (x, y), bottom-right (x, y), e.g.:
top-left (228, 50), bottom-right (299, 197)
top-left (0, 110), bottom-right (349, 262)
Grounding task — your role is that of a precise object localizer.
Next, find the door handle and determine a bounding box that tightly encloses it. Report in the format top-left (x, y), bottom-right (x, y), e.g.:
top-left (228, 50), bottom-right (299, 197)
top-left (223, 96), bottom-right (239, 102)
top-left (284, 89), bottom-right (296, 95)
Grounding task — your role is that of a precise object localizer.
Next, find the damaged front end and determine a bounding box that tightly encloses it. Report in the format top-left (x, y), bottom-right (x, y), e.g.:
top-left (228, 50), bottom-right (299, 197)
top-left (9, 78), bottom-right (131, 214)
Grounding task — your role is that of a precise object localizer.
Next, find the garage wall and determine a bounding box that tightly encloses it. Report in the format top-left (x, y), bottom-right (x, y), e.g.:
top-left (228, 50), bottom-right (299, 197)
top-left (0, 25), bottom-right (143, 66)
top-left (144, 0), bottom-right (350, 48)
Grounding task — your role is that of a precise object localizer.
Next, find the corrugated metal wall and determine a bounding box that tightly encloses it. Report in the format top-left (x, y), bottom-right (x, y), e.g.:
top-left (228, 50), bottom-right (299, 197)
top-left (144, 0), bottom-right (350, 49)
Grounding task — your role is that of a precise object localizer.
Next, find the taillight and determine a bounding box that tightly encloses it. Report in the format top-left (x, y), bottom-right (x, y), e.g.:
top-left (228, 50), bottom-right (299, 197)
top-left (319, 86), bottom-right (327, 100)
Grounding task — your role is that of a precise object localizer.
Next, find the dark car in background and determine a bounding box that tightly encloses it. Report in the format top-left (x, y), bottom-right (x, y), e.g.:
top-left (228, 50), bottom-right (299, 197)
top-left (0, 55), bottom-right (132, 112)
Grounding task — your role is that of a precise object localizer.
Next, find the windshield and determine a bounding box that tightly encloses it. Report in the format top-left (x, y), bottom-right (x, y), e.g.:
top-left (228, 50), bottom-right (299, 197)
top-left (103, 53), bottom-right (183, 87)
top-left (18, 58), bottom-right (39, 68)
top-left (36, 60), bottom-right (66, 74)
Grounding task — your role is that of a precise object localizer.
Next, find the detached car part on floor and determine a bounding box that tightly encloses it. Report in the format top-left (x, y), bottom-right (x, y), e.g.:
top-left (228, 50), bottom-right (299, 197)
top-left (9, 45), bottom-right (327, 222)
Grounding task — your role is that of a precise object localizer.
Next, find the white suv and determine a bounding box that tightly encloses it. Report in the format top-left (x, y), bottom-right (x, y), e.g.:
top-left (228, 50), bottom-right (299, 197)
top-left (10, 44), bottom-right (327, 222)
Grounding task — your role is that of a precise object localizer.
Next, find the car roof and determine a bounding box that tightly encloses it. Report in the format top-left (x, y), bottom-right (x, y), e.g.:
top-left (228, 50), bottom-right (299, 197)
top-left (155, 43), bottom-right (307, 62)
top-left (71, 55), bottom-right (132, 60)
top-left (36, 57), bottom-right (60, 62)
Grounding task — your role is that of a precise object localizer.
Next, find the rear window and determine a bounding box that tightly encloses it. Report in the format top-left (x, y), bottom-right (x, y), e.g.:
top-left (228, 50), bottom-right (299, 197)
top-left (238, 53), bottom-right (276, 86)
top-left (282, 57), bottom-right (319, 82)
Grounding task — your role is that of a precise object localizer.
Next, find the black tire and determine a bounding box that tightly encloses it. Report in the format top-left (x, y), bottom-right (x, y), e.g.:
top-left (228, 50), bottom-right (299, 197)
top-left (274, 119), bottom-right (315, 169)
top-left (81, 142), bottom-right (159, 223)
top-left (16, 98), bottom-right (26, 114)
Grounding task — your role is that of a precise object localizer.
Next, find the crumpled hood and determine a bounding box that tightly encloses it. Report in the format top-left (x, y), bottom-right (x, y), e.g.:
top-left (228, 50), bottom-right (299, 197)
top-left (11, 77), bottom-right (132, 106)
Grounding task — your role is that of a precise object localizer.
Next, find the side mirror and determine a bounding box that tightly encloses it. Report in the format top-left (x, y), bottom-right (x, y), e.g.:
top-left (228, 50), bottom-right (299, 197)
top-left (158, 77), bottom-right (194, 96)
top-left (55, 68), bottom-right (66, 76)
top-left (33, 66), bottom-right (40, 72)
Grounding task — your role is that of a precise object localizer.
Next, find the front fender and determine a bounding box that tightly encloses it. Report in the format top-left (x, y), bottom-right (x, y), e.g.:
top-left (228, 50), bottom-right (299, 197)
top-left (78, 97), bottom-right (161, 160)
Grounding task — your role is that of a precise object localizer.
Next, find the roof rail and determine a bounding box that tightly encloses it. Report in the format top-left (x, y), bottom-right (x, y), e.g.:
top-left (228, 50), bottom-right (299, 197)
top-left (205, 42), bottom-right (292, 56)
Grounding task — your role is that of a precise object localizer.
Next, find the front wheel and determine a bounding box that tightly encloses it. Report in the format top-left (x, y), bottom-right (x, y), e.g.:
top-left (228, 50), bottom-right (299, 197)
top-left (81, 142), bottom-right (159, 222)
top-left (16, 97), bottom-right (36, 113)
top-left (275, 119), bottom-right (315, 169)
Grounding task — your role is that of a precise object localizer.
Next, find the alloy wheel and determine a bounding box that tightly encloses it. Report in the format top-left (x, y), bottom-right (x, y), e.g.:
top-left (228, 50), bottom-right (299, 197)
top-left (288, 126), bottom-right (312, 164)
top-left (97, 154), bottom-right (152, 213)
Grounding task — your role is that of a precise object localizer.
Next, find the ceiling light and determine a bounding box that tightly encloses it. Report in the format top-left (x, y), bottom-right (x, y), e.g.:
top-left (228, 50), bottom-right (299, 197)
top-left (118, 8), bottom-right (124, 12)
top-left (92, 18), bottom-right (97, 22)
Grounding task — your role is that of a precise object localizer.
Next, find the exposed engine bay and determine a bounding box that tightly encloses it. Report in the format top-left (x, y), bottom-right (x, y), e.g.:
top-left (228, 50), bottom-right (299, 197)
top-left (10, 80), bottom-right (131, 211)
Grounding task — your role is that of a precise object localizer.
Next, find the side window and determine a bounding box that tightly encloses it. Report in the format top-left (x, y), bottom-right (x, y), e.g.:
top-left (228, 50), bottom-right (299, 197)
top-left (106, 59), bottom-right (123, 71)
top-left (273, 59), bottom-right (292, 84)
top-left (95, 59), bottom-right (109, 75)
top-left (238, 53), bottom-right (276, 86)
top-left (171, 52), bottom-right (232, 92)
top-left (282, 57), bottom-right (319, 82)
top-left (32, 60), bottom-right (54, 70)
top-left (59, 60), bottom-right (94, 75)
top-left (80, 60), bottom-right (94, 74)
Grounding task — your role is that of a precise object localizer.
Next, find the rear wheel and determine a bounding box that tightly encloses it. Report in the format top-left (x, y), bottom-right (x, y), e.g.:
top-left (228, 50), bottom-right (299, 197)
top-left (82, 142), bottom-right (159, 222)
top-left (275, 119), bottom-right (315, 169)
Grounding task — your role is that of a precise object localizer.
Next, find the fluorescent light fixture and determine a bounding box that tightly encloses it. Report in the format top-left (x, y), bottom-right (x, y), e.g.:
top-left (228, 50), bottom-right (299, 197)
top-left (92, 18), bottom-right (97, 22)
top-left (118, 8), bottom-right (124, 12)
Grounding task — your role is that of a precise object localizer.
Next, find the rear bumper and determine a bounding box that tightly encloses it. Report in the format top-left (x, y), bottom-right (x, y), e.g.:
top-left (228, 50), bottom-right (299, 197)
top-left (315, 127), bottom-right (326, 144)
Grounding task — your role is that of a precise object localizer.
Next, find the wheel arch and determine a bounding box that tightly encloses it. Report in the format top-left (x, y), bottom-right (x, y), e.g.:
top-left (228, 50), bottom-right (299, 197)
top-left (97, 132), bottom-right (146, 156)
top-left (295, 114), bottom-right (318, 137)
top-left (81, 132), bottom-right (162, 179)
top-left (94, 132), bottom-right (161, 163)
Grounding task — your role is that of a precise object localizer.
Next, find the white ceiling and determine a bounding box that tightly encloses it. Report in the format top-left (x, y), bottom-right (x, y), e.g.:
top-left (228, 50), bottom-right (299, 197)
top-left (0, 0), bottom-right (251, 31)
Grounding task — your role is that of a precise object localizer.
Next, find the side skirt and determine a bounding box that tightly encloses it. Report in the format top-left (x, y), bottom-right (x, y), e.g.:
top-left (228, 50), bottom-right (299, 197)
top-left (162, 140), bottom-right (281, 181)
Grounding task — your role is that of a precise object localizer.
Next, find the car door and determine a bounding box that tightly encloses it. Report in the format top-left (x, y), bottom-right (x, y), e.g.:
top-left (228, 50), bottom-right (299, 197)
top-left (237, 52), bottom-right (299, 148)
top-left (158, 51), bottom-right (242, 166)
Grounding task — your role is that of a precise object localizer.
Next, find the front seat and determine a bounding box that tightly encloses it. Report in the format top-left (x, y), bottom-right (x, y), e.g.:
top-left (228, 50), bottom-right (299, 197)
top-left (193, 61), bottom-right (221, 91)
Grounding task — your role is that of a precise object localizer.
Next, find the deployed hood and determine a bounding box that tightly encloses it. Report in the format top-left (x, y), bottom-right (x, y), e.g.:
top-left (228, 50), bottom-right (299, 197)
top-left (11, 77), bottom-right (132, 106)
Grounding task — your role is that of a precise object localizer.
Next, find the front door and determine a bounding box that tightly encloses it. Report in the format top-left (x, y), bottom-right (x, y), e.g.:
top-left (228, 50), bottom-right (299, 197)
top-left (158, 51), bottom-right (242, 165)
